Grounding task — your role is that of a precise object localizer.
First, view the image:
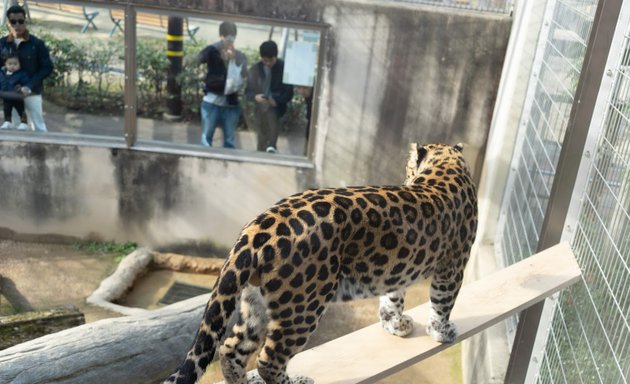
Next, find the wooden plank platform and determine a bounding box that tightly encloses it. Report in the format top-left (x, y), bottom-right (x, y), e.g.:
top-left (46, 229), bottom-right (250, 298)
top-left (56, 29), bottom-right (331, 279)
top-left (285, 242), bottom-right (581, 383)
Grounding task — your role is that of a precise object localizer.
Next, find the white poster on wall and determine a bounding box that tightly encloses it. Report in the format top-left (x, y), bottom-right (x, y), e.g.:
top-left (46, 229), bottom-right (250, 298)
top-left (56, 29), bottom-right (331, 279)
top-left (283, 31), bottom-right (320, 87)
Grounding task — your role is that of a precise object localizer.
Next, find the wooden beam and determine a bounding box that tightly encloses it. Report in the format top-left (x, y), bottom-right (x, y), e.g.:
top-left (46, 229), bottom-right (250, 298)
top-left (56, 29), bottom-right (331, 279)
top-left (286, 242), bottom-right (580, 384)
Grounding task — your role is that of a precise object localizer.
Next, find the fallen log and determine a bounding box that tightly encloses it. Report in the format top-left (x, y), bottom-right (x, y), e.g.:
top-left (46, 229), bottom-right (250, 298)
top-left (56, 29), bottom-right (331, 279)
top-left (0, 294), bottom-right (209, 384)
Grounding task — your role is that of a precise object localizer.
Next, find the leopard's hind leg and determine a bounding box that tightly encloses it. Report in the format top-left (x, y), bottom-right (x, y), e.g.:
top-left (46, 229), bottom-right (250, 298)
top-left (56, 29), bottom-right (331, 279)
top-left (426, 260), bottom-right (465, 343)
top-left (250, 287), bottom-right (334, 384)
top-left (379, 289), bottom-right (414, 337)
top-left (219, 286), bottom-right (268, 384)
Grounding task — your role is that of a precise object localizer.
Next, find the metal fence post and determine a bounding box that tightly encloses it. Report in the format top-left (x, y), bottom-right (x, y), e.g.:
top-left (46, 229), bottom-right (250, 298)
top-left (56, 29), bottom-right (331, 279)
top-left (124, 5), bottom-right (137, 147)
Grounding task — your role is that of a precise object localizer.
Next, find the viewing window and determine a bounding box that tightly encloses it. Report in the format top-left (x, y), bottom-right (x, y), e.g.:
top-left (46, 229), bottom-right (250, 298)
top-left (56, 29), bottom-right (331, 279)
top-left (22, 2), bottom-right (126, 138)
top-left (0, 2), bottom-right (326, 161)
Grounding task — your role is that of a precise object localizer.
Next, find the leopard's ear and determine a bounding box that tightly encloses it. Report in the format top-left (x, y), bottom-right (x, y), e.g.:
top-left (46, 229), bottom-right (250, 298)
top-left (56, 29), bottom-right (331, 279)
top-left (418, 144), bottom-right (428, 161)
top-left (406, 143), bottom-right (427, 180)
top-left (454, 143), bottom-right (464, 152)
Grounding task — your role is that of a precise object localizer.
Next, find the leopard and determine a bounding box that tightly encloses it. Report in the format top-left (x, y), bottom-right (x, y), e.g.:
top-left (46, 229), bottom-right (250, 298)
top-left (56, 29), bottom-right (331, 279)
top-left (165, 143), bottom-right (478, 384)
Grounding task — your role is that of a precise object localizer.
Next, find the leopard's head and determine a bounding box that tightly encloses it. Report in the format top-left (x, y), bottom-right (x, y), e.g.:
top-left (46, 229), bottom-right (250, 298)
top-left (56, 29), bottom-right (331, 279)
top-left (405, 143), bottom-right (465, 184)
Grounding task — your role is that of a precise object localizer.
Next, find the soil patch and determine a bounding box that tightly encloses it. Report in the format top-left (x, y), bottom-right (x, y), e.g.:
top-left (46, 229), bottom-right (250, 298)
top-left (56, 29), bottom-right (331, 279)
top-left (0, 240), bottom-right (121, 322)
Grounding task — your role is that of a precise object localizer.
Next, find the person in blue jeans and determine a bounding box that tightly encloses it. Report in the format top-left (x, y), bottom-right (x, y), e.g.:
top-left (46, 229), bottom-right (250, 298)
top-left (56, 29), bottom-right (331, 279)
top-left (197, 21), bottom-right (248, 148)
top-left (0, 5), bottom-right (53, 132)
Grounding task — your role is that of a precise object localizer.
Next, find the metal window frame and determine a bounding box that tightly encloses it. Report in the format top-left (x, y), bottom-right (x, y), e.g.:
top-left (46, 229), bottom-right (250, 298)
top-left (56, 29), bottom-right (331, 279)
top-left (503, 0), bottom-right (624, 382)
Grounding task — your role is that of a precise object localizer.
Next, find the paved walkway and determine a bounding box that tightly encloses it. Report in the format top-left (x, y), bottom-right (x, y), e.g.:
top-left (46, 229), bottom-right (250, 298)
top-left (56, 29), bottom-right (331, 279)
top-left (39, 101), bottom-right (309, 155)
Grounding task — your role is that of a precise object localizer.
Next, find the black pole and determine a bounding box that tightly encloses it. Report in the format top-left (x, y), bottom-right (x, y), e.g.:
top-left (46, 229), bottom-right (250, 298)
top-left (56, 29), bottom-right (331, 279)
top-left (165, 16), bottom-right (183, 120)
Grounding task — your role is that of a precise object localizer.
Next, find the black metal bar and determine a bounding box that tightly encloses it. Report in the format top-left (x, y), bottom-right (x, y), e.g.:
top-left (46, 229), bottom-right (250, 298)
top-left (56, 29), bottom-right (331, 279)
top-left (165, 16), bottom-right (184, 120)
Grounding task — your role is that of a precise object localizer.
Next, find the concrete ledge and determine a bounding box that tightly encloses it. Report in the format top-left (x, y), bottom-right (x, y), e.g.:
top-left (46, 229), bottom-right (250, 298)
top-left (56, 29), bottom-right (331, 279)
top-left (86, 249), bottom-right (225, 316)
top-left (86, 248), bottom-right (153, 316)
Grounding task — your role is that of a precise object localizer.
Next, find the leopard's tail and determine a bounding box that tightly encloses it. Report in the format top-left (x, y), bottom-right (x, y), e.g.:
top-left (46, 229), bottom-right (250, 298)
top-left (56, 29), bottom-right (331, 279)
top-left (164, 239), bottom-right (256, 384)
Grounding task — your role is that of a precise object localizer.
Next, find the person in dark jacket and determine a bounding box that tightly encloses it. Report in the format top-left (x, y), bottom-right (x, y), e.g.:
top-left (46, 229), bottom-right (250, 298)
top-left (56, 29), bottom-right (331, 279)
top-left (0, 5), bottom-right (53, 132)
top-left (0, 53), bottom-right (31, 130)
top-left (197, 21), bottom-right (248, 148)
top-left (246, 40), bottom-right (293, 153)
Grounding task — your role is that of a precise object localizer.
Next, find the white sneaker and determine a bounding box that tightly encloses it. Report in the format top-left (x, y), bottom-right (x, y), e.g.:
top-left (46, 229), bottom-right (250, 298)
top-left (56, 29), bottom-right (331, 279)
top-left (0, 121), bottom-right (12, 129)
top-left (266, 146), bottom-right (277, 153)
top-left (17, 123), bottom-right (29, 130)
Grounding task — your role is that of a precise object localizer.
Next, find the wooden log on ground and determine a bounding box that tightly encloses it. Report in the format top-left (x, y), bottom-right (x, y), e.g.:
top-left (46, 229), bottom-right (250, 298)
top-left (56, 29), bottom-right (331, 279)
top-left (152, 251), bottom-right (225, 274)
top-left (0, 294), bottom-right (210, 384)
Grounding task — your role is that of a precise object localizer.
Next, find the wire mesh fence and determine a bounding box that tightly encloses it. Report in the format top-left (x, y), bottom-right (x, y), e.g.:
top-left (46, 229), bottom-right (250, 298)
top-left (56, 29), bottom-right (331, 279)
top-left (537, 16), bottom-right (630, 384)
top-left (497, 0), bottom-right (597, 266)
top-left (495, 0), bottom-right (629, 382)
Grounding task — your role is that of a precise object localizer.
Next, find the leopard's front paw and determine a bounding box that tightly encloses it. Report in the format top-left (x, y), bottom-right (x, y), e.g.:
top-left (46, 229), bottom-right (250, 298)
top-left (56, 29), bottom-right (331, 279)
top-left (246, 371), bottom-right (266, 384)
top-left (426, 319), bottom-right (457, 343)
top-left (291, 375), bottom-right (315, 384)
top-left (246, 371), bottom-right (314, 384)
top-left (382, 314), bottom-right (414, 337)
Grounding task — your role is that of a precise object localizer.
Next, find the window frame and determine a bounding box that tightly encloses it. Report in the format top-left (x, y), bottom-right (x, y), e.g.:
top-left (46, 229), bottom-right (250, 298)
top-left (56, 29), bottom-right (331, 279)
top-left (0, 1), bottom-right (329, 169)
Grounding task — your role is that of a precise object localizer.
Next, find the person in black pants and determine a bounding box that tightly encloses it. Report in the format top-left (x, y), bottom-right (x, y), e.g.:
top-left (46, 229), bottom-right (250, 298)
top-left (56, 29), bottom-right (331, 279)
top-left (246, 41), bottom-right (294, 153)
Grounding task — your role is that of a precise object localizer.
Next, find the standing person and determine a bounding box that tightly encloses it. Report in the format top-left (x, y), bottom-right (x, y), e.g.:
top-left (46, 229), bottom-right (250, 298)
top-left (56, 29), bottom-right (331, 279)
top-left (0, 5), bottom-right (53, 132)
top-left (197, 21), bottom-right (248, 148)
top-left (0, 53), bottom-right (31, 130)
top-left (246, 40), bottom-right (293, 153)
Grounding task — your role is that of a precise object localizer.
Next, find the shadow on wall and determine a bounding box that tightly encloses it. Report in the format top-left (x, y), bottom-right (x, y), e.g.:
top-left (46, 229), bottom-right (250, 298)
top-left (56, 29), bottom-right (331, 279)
top-left (0, 144), bottom-right (81, 221)
top-left (111, 149), bottom-right (182, 229)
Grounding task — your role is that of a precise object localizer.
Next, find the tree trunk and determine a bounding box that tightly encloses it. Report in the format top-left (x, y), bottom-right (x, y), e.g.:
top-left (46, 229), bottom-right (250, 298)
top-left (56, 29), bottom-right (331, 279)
top-left (0, 294), bottom-right (210, 384)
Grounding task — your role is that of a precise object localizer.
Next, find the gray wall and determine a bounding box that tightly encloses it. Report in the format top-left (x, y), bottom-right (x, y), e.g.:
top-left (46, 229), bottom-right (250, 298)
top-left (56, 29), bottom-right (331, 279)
top-left (0, 0), bottom-right (511, 249)
top-left (0, 143), bottom-right (308, 247)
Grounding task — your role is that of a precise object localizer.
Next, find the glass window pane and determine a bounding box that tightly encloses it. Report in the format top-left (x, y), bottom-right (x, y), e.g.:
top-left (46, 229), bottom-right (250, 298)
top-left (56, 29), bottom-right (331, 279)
top-left (134, 10), bottom-right (321, 157)
top-left (15, 2), bottom-right (126, 137)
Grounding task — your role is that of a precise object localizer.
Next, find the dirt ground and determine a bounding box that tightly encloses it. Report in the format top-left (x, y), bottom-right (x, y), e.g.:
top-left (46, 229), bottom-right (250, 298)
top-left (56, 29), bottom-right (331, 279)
top-left (0, 239), bottom-right (461, 383)
top-left (0, 239), bottom-right (122, 322)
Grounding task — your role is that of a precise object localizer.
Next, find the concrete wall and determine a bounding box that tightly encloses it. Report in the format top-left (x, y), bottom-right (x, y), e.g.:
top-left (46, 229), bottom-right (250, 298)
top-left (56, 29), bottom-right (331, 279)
top-left (319, 1), bottom-right (510, 186)
top-left (0, 0), bottom-right (511, 249)
top-left (0, 143), bottom-right (307, 247)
